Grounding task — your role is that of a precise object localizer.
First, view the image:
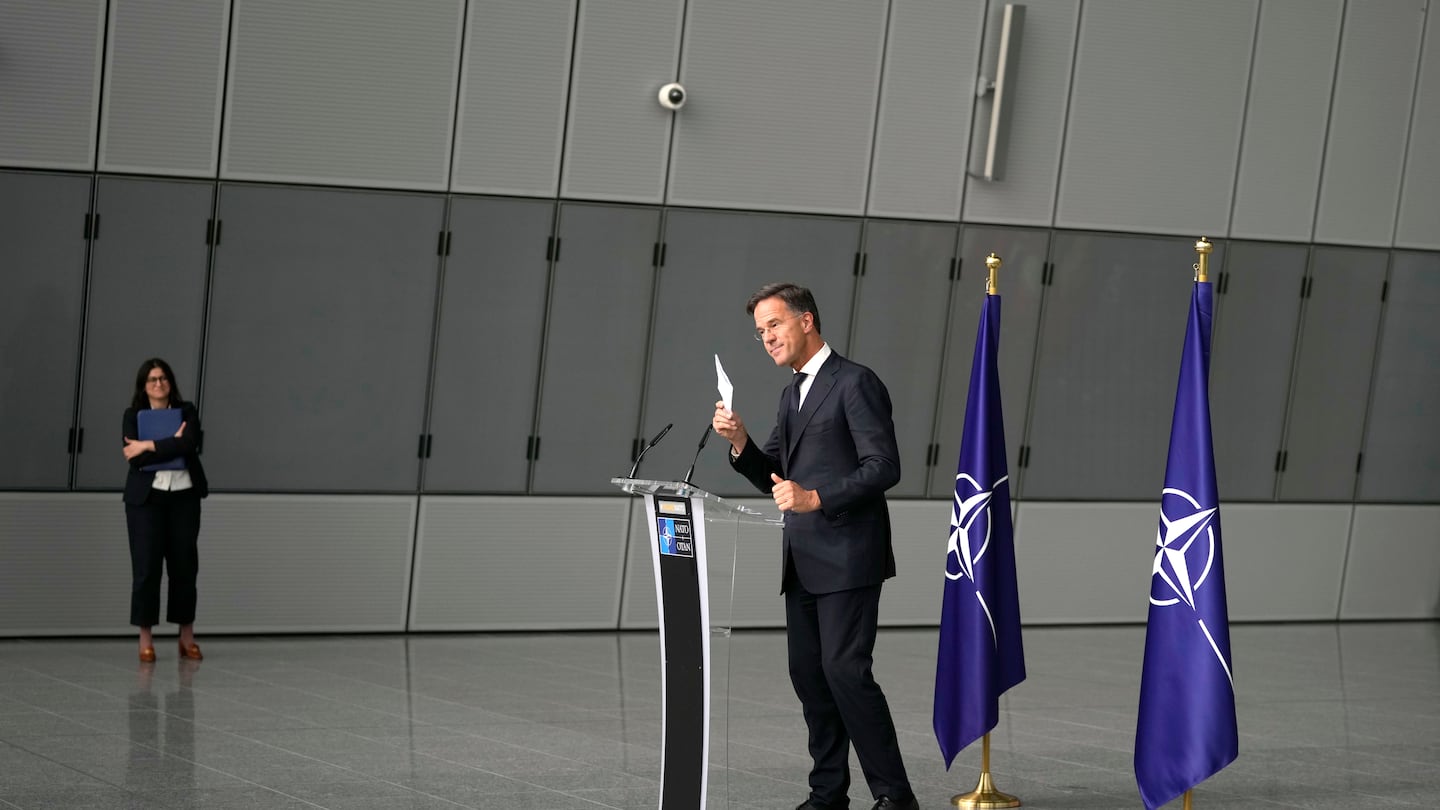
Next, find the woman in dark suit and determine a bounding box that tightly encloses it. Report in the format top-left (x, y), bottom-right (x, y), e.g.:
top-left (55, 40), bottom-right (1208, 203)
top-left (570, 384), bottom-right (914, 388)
top-left (122, 358), bottom-right (209, 663)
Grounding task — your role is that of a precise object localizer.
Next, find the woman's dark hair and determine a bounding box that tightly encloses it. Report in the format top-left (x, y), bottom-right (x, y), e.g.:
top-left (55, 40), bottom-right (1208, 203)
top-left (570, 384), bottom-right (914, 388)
top-left (131, 358), bottom-right (184, 410)
top-left (746, 282), bottom-right (822, 334)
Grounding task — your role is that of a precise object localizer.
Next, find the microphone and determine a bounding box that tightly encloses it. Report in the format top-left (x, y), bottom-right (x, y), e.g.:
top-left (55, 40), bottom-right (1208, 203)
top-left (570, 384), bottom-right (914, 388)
top-left (627, 423), bottom-right (673, 479)
top-left (682, 425), bottom-right (713, 486)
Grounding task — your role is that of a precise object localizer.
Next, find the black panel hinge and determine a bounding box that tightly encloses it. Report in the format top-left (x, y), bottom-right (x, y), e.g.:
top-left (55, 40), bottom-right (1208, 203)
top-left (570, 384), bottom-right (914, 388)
top-left (1300, 276), bottom-right (1312, 299)
top-left (1380, 280), bottom-right (1388, 302)
top-left (1217, 271), bottom-right (1230, 295)
top-left (853, 252), bottom-right (867, 277)
top-left (196, 428), bottom-right (204, 454)
top-left (1355, 452), bottom-right (1363, 474)
top-left (1275, 449), bottom-right (1288, 472)
top-left (417, 433), bottom-right (433, 459)
top-left (67, 427), bottom-right (83, 454)
top-left (205, 219), bottom-right (222, 246)
top-left (546, 236), bottom-right (561, 262)
top-left (1042, 262), bottom-right (1055, 286)
top-left (923, 443), bottom-right (936, 467)
top-left (949, 257), bottom-right (960, 281)
top-left (436, 231), bottom-right (451, 257)
top-left (83, 213), bottom-right (100, 240)
top-left (652, 242), bottom-right (667, 267)
top-left (1018, 445), bottom-right (1031, 469)
top-left (526, 435), bottom-right (541, 461)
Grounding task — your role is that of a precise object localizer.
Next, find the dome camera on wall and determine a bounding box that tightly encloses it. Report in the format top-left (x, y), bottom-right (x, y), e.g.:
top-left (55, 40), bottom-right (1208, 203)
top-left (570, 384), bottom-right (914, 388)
top-left (658, 82), bottom-right (686, 110)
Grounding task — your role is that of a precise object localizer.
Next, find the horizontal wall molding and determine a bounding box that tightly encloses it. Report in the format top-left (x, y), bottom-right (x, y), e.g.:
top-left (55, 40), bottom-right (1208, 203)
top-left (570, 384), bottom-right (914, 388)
top-left (3, 494), bottom-right (1433, 637)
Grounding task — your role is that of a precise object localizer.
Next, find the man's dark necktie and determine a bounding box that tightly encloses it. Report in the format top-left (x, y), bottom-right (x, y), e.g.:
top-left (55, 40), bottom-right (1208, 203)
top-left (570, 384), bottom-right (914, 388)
top-left (786, 372), bottom-right (808, 432)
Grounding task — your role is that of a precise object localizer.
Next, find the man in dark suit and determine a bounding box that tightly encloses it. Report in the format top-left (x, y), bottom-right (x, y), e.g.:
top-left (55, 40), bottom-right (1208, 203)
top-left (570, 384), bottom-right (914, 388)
top-left (712, 283), bottom-right (919, 810)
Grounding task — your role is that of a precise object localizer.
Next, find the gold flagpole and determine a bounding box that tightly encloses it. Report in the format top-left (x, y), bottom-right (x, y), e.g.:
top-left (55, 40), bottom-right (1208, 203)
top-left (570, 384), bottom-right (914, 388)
top-left (952, 254), bottom-right (1019, 810)
top-left (1194, 237), bottom-right (1211, 282)
top-left (1185, 240), bottom-right (1208, 808)
top-left (952, 732), bottom-right (1020, 808)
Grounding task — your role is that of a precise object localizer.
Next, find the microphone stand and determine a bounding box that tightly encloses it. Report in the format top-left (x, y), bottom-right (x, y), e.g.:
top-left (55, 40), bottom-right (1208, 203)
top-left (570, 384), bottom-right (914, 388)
top-left (626, 423), bottom-right (673, 479)
top-left (682, 425), bottom-right (712, 486)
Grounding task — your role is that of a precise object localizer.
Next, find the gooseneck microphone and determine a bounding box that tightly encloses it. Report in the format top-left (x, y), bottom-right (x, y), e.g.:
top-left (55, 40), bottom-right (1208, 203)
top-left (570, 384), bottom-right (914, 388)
top-left (682, 425), bottom-right (713, 486)
top-left (626, 423), bottom-right (673, 479)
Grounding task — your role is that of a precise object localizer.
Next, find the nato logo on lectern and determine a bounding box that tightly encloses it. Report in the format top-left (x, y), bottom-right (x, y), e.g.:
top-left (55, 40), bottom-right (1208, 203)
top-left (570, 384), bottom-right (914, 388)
top-left (657, 516), bottom-right (694, 558)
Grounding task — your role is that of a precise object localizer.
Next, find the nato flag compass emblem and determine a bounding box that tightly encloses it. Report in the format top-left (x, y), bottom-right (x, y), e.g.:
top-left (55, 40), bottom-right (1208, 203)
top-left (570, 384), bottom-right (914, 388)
top-left (946, 472), bottom-right (1007, 643)
top-left (1151, 487), bottom-right (1231, 684)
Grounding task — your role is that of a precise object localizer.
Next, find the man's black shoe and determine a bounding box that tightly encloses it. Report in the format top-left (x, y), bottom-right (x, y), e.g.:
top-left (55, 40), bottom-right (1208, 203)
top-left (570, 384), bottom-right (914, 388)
top-left (796, 801), bottom-right (848, 810)
top-left (871, 796), bottom-right (920, 810)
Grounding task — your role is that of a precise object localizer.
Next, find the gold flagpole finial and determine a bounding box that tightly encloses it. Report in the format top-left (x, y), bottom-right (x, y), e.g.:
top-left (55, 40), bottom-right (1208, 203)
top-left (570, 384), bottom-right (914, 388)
top-left (986, 253), bottom-right (1002, 295)
top-left (1194, 238), bottom-right (1212, 283)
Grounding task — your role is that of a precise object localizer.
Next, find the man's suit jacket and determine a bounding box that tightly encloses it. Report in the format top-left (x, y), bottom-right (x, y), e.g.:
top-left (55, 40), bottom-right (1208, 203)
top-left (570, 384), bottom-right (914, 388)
top-left (731, 351), bottom-right (901, 594)
top-left (122, 401), bottom-right (209, 505)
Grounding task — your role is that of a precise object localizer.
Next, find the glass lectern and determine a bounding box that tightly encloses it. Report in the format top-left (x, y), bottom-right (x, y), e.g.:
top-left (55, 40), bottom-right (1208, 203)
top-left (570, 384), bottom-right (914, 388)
top-left (612, 478), bottom-right (782, 810)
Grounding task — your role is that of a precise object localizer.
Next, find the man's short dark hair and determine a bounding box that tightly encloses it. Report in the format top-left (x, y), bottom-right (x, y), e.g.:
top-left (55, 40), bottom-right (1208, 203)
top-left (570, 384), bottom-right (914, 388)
top-left (746, 282), bottom-right (821, 334)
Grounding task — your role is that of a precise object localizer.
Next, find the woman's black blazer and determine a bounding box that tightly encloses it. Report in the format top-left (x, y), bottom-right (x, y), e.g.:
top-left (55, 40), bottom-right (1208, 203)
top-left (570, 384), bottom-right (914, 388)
top-left (122, 401), bottom-right (209, 505)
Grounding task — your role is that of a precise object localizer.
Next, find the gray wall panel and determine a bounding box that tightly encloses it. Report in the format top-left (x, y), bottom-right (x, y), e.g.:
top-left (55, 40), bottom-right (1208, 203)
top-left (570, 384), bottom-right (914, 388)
top-left (423, 197), bottom-right (555, 493)
top-left (1279, 248), bottom-right (1387, 501)
top-left (929, 227), bottom-right (1047, 499)
top-left (0, 494), bottom-right (130, 636)
top-left (1396, 5), bottom-right (1440, 250)
top-left (962, 0), bottom-right (1079, 227)
top-left (1209, 242), bottom-right (1307, 501)
top-left (410, 497), bottom-right (628, 630)
top-left (560, 0), bottom-right (683, 202)
top-left (667, 0), bottom-right (886, 214)
top-left (640, 210), bottom-right (859, 496)
top-left (99, 0), bottom-right (229, 176)
top-left (1228, 0), bottom-right (1342, 242)
top-left (202, 185), bottom-right (442, 491)
top-left (0, 171), bottom-right (91, 488)
top-left (1221, 504), bottom-right (1349, 621)
top-left (1012, 503), bottom-right (1153, 623)
top-left (1358, 252), bottom-right (1440, 502)
top-left (866, 0), bottom-right (983, 220)
top-left (198, 495), bottom-right (415, 632)
top-left (849, 221), bottom-right (958, 497)
top-left (1055, 1), bottom-right (1255, 236)
top-left (221, 0), bottom-right (463, 189)
top-left (532, 204), bottom-right (659, 494)
top-left (1340, 505), bottom-right (1440, 619)
top-left (75, 178), bottom-right (213, 490)
top-left (0, 1), bottom-right (105, 169)
top-left (0, 493), bottom-right (415, 635)
top-left (1314, 1), bottom-right (1426, 246)
top-left (1022, 233), bottom-right (1213, 500)
top-left (881, 500), bottom-right (951, 625)
top-left (450, 1), bottom-right (575, 195)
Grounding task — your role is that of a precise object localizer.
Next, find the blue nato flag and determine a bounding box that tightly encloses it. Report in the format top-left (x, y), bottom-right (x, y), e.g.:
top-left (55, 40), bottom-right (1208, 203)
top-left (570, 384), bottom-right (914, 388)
top-left (933, 293), bottom-right (1026, 767)
top-left (1135, 280), bottom-right (1238, 809)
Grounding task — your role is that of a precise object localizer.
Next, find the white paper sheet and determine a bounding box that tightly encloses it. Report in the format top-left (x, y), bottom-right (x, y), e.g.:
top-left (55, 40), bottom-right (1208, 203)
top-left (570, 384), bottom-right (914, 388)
top-left (715, 354), bottom-right (733, 411)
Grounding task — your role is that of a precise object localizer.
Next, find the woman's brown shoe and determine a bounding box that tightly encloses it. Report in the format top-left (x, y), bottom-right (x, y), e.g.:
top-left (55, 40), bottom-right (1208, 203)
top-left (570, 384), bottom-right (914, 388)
top-left (139, 647), bottom-right (156, 663)
top-left (178, 641), bottom-right (203, 661)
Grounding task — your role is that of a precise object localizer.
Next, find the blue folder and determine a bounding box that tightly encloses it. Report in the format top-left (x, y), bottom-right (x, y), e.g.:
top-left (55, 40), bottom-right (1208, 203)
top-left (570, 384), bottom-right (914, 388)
top-left (137, 408), bottom-right (186, 472)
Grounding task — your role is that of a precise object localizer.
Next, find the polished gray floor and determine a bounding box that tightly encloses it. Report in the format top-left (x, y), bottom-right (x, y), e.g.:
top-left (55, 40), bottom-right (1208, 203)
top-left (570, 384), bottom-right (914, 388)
top-left (1, 622), bottom-right (1436, 809)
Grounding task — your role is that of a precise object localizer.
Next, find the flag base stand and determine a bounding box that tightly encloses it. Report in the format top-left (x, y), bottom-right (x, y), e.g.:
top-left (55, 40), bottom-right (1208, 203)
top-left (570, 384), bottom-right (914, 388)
top-left (951, 734), bottom-right (1020, 808)
top-left (951, 771), bottom-right (1020, 809)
